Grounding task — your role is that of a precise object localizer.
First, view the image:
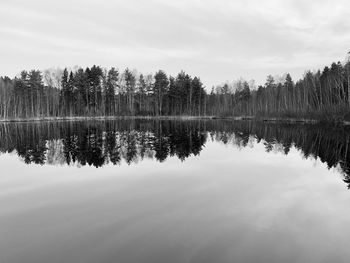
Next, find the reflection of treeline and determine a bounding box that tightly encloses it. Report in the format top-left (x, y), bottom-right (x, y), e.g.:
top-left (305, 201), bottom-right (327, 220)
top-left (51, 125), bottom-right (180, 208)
top-left (1, 120), bottom-right (350, 187)
top-left (0, 120), bottom-right (207, 167)
top-left (203, 121), bottom-right (350, 187)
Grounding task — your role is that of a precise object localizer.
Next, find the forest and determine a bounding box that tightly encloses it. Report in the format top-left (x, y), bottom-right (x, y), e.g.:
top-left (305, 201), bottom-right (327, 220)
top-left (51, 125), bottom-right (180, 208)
top-left (1, 56), bottom-right (350, 121)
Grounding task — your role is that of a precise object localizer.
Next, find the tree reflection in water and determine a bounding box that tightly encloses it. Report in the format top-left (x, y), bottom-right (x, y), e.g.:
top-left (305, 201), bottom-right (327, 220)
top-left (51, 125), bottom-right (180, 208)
top-left (0, 120), bottom-right (350, 187)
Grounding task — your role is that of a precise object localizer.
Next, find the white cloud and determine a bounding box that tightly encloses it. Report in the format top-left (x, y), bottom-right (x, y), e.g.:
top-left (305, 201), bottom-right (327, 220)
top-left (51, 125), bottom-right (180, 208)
top-left (0, 0), bottom-right (349, 87)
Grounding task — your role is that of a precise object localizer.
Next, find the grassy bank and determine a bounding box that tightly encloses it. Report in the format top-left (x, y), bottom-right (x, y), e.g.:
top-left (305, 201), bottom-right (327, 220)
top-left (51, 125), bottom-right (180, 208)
top-left (0, 115), bottom-right (349, 125)
top-left (0, 115), bottom-right (215, 123)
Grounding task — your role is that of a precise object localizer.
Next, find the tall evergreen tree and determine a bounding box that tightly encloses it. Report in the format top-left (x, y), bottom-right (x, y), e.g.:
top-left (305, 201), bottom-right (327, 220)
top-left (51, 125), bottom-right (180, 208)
top-left (154, 70), bottom-right (169, 115)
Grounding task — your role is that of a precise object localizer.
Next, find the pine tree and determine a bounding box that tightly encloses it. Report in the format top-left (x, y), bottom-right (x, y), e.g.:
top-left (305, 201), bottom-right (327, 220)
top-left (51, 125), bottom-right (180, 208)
top-left (154, 70), bottom-right (169, 115)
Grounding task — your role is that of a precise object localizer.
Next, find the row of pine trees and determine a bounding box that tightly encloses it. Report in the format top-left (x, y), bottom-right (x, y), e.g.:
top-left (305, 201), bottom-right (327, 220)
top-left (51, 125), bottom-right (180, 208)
top-left (1, 58), bottom-right (350, 120)
top-left (0, 67), bottom-right (206, 118)
top-left (209, 60), bottom-right (350, 120)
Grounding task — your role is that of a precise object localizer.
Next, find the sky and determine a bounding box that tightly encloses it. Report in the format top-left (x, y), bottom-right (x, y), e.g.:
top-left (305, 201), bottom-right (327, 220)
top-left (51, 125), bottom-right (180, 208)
top-left (0, 0), bottom-right (349, 88)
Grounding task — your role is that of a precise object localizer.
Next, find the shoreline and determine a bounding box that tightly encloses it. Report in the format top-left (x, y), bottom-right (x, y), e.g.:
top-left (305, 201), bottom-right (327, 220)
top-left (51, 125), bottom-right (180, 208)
top-left (0, 116), bottom-right (215, 123)
top-left (0, 115), bottom-right (349, 125)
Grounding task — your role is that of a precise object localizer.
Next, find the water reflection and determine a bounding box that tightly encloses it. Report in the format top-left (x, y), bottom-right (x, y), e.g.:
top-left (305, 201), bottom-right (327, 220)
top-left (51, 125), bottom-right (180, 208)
top-left (1, 120), bottom-right (350, 185)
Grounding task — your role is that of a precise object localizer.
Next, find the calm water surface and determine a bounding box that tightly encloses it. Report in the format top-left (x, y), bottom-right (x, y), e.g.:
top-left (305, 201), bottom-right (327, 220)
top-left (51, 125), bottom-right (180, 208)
top-left (1, 120), bottom-right (350, 263)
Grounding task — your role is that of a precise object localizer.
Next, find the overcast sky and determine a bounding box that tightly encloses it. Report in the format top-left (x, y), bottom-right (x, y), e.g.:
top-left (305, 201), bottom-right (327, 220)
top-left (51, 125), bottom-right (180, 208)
top-left (0, 0), bottom-right (349, 87)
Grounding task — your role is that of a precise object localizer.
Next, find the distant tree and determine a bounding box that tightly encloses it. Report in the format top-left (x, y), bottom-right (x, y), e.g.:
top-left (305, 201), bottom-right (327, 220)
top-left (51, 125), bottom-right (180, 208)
top-left (106, 67), bottom-right (119, 115)
top-left (60, 69), bottom-right (69, 116)
top-left (137, 74), bottom-right (147, 114)
top-left (124, 68), bottom-right (136, 115)
top-left (154, 70), bottom-right (169, 115)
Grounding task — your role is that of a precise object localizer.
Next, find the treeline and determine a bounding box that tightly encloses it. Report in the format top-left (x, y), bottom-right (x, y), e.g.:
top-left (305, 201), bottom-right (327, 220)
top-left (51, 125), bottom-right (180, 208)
top-left (1, 56), bottom-right (350, 120)
top-left (0, 66), bottom-right (206, 118)
top-left (210, 59), bottom-right (350, 120)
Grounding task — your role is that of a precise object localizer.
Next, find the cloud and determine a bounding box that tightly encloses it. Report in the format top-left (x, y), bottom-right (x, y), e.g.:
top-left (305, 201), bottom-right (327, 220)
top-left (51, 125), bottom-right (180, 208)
top-left (0, 0), bottom-right (349, 87)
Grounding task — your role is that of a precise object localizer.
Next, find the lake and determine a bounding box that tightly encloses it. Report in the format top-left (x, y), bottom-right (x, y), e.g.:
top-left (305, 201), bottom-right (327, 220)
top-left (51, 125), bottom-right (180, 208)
top-left (1, 119), bottom-right (350, 263)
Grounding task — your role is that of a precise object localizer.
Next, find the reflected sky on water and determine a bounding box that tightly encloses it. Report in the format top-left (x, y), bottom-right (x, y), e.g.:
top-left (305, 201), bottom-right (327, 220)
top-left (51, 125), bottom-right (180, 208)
top-left (1, 120), bottom-right (350, 263)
